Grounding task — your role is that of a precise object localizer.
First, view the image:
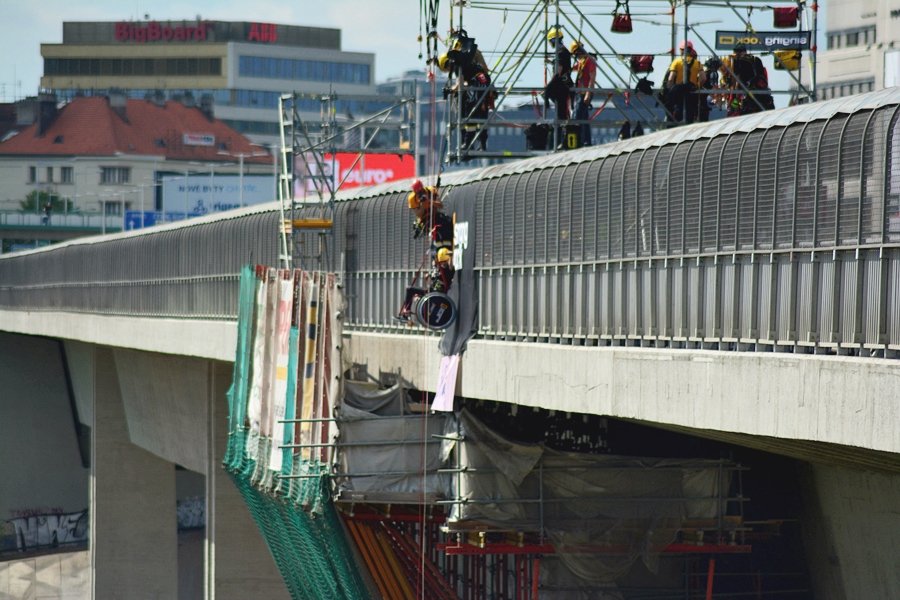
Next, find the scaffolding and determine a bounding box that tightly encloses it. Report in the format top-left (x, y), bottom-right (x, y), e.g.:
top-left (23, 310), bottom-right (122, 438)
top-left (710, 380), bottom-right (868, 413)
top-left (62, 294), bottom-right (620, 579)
top-left (277, 91), bottom-right (416, 269)
top-left (427, 0), bottom-right (817, 163)
top-left (228, 264), bottom-right (808, 597)
top-left (280, 380), bottom-right (779, 597)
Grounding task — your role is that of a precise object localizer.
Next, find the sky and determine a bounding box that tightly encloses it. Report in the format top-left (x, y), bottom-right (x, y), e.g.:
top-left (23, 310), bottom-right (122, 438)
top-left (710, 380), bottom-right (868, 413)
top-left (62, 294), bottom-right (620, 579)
top-left (0, 0), bottom-right (820, 104)
top-left (0, 0), bottom-right (428, 101)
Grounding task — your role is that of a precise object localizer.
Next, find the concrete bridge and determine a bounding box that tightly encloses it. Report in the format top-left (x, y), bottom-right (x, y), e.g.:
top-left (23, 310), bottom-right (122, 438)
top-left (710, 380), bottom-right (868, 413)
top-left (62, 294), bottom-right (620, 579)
top-left (2, 89), bottom-right (899, 599)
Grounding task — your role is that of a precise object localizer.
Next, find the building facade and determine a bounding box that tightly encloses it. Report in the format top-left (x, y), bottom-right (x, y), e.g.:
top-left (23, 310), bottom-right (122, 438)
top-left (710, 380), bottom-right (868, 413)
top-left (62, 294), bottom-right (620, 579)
top-left (0, 93), bottom-right (273, 238)
top-left (813, 0), bottom-right (900, 100)
top-left (40, 20), bottom-right (378, 147)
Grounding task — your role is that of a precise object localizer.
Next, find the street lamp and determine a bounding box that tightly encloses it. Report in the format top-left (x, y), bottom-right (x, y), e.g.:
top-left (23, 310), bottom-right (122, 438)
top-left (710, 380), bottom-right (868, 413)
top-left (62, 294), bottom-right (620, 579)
top-left (217, 148), bottom-right (270, 208)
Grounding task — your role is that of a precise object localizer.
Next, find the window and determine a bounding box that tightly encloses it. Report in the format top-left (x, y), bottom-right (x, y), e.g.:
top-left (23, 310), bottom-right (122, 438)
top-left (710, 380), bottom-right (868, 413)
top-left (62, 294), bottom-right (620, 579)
top-left (61, 166), bottom-right (73, 184)
top-left (104, 201), bottom-right (126, 216)
top-left (28, 166), bottom-right (36, 183)
top-left (864, 27), bottom-right (876, 45)
top-left (100, 166), bottom-right (131, 185)
top-left (46, 57), bottom-right (222, 77)
top-left (45, 167), bottom-right (53, 183)
top-left (846, 31), bottom-right (859, 46)
top-left (238, 55), bottom-right (371, 84)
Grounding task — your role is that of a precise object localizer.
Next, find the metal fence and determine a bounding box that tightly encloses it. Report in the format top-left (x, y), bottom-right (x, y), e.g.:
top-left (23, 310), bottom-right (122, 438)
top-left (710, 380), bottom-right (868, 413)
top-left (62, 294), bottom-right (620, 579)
top-left (1, 90), bottom-right (899, 354)
top-left (0, 211), bottom-right (279, 319)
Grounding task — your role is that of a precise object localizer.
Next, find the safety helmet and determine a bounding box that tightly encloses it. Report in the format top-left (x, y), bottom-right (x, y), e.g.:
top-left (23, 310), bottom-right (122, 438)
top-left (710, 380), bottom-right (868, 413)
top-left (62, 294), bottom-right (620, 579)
top-left (407, 191), bottom-right (420, 210)
top-left (437, 53), bottom-right (451, 73)
top-left (411, 179), bottom-right (424, 193)
top-left (569, 41), bottom-right (583, 54)
top-left (547, 27), bottom-right (563, 41)
top-left (678, 40), bottom-right (694, 52)
top-left (436, 247), bottom-right (453, 264)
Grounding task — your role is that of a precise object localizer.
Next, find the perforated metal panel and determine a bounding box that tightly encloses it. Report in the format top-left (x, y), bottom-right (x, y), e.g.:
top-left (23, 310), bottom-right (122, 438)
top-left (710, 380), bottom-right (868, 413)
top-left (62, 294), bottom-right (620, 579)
top-left (684, 139), bottom-right (707, 253)
top-left (638, 148), bottom-right (657, 257)
top-left (795, 121), bottom-right (825, 248)
top-left (622, 152), bottom-right (640, 258)
top-left (861, 109), bottom-right (890, 244)
top-left (668, 144), bottom-right (690, 254)
top-left (651, 145), bottom-right (674, 254)
top-left (737, 131), bottom-right (762, 249)
top-left (756, 129), bottom-right (781, 249)
top-left (775, 125), bottom-right (802, 248)
top-left (608, 155), bottom-right (627, 258)
top-left (595, 159), bottom-right (614, 259)
top-left (701, 137), bottom-right (727, 252)
top-left (571, 161), bottom-right (591, 262)
top-left (839, 112), bottom-right (870, 245)
top-left (816, 115), bottom-right (847, 247)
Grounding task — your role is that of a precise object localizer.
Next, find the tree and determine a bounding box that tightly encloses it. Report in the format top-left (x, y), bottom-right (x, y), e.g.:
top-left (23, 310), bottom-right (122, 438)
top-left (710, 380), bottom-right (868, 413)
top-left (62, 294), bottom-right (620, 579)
top-left (19, 190), bottom-right (75, 213)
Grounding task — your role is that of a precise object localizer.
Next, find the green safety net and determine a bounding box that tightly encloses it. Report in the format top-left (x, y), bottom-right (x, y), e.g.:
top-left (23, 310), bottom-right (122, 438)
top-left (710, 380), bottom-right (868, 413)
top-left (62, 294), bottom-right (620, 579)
top-left (224, 265), bottom-right (367, 600)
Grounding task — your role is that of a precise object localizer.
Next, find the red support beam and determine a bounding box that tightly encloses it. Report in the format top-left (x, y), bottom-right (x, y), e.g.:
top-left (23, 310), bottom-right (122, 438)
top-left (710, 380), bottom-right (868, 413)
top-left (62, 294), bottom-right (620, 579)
top-left (437, 542), bottom-right (752, 556)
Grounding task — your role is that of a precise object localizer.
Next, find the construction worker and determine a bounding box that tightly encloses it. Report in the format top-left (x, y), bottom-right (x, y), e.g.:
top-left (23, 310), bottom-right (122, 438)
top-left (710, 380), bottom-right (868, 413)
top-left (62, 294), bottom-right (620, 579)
top-left (397, 180), bottom-right (455, 322)
top-left (665, 40), bottom-right (706, 123)
top-left (439, 32), bottom-right (494, 153)
top-left (544, 26), bottom-right (573, 124)
top-left (570, 41), bottom-right (597, 146)
top-left (700, 56), bottom-right (724, 121)
top-left (722, 44), bottom-right (774, 116)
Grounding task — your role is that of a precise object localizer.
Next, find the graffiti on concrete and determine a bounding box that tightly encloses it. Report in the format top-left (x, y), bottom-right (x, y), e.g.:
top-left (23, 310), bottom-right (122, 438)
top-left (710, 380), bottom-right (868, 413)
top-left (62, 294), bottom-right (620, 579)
top-left (9, 506), bottom-right (65, 519)
top-left (176, 496), bottom-right (205, 530)
top-left (8, 509), bottom-right (88, 551)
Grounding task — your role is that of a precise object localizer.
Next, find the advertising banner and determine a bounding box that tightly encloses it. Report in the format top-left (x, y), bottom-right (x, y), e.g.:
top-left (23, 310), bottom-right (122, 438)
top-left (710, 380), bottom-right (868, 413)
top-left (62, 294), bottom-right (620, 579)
top-left (124, 173), bottom-right (275, 230)
top-left (294, 153), bottom-right (414, 197)
top-left (160, 173), bottom-right (275, 216)
top-left (715, 30), bottom-right (812, 51)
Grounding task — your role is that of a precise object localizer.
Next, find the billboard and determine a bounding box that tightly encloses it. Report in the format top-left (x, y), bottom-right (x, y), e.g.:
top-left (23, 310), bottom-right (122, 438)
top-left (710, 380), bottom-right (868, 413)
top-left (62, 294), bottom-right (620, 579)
top-left (715, 30), bottom-right (812, 51)
top-left (160, 173), bottom-right (275, 216)
top-left (294, 153), bottom-right (414, 197)
top-left (123, 173), bottom-right (275, 230)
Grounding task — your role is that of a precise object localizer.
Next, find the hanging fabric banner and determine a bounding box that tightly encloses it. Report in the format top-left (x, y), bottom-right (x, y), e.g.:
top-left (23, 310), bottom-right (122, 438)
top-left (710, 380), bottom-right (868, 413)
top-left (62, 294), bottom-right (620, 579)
top-left (433, 354), bottom-right (460, 412)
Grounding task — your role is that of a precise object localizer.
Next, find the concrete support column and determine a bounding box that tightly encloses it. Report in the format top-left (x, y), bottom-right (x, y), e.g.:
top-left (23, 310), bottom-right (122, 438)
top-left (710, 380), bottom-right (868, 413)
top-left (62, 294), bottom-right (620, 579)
top-left (91, 347), bottom-right (177, 599)
top-left (799, 463), bottom-right (900, 600)
top-left (206, 360), bottom-right (289, 600)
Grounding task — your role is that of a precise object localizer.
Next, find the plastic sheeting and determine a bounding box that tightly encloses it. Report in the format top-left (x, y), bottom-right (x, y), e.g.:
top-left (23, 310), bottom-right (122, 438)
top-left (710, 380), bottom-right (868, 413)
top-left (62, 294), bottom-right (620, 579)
top-left (450, 410), bottom-right (728, 583)
top-left (333, 403), bottom-right (734, 584)
top-left (335, 381), bottom-right (456, 499)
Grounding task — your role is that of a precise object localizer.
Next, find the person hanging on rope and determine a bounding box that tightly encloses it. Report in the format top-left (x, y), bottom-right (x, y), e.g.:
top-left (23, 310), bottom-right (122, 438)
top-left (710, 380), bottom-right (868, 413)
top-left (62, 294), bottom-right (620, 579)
top-left (570, 41), bottom-right (597, 146)
top-left (396, 179), bottom-right (455, 322)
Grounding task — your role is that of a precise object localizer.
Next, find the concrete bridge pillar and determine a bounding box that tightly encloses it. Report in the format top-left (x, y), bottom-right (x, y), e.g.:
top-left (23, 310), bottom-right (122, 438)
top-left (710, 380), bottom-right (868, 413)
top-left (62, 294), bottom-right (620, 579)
top-left (92, 346), bottom-right (178, 598)
top-left (206, 360), bottom-right (290, 600)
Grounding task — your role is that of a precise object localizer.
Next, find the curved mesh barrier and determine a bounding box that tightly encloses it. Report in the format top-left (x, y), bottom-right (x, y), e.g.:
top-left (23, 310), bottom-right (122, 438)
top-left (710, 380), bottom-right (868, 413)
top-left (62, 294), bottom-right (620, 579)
top-left (224, 265), bottom-right (366, 600)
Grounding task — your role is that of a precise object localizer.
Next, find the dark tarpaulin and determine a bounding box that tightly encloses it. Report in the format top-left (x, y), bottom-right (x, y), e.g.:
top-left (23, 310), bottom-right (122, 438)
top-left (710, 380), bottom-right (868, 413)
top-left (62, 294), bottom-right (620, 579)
top-left (439, 188), bottom-right (479, 356)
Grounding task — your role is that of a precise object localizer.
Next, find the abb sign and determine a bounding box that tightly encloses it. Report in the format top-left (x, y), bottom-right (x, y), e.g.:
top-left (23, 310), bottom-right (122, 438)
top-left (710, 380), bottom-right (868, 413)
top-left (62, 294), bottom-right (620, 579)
top-left (247, 23), bottom-right (278, 43)
top-left (295, 153), bottom-right (415, 195)
top-left (115, 21), bottom-right (211, 43)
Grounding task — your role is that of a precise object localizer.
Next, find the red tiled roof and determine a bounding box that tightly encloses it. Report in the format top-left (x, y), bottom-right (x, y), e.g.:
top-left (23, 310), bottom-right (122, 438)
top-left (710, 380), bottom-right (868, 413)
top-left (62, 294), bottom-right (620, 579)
top-left (0, 96), bottom-right (272, 165)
